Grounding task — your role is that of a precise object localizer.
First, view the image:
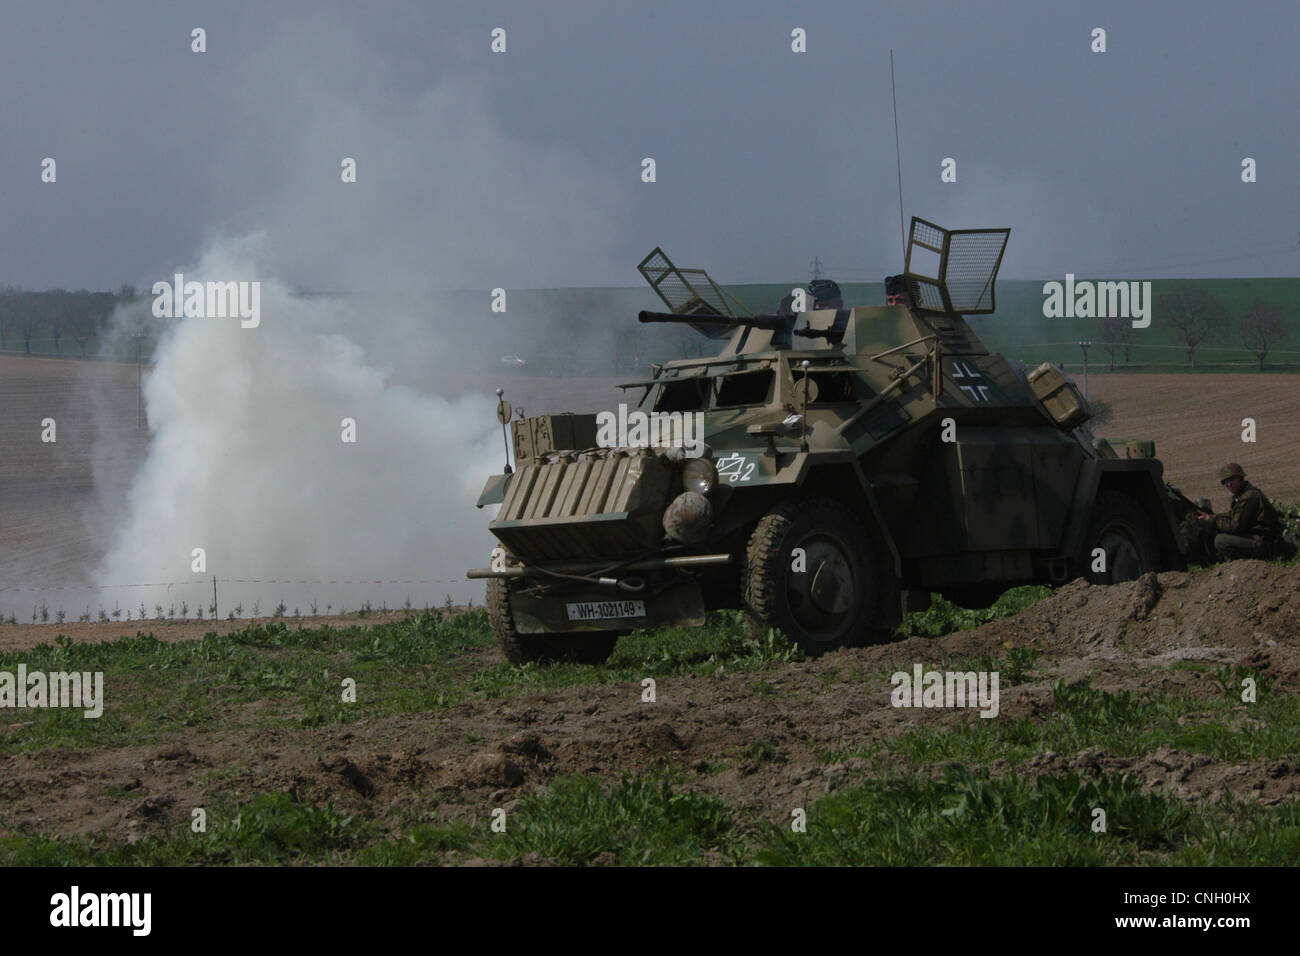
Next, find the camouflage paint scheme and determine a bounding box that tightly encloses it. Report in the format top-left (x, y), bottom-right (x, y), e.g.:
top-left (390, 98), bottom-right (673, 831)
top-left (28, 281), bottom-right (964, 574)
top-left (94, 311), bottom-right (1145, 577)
top-left (469, 219), bottom-right (1188, 654)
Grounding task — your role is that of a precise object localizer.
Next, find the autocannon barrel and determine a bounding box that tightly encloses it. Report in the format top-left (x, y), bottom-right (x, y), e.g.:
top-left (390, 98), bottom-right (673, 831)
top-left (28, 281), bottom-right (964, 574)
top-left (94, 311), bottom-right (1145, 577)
top-left (637, 310), bottom-right (789, 331)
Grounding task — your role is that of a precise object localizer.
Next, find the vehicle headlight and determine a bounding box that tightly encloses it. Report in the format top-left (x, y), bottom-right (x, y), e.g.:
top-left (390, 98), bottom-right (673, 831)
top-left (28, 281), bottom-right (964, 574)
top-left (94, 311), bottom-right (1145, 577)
top-left (682, 457), bottom-right (717, 495)
top-left (663, 492), bottom-right (713, 544)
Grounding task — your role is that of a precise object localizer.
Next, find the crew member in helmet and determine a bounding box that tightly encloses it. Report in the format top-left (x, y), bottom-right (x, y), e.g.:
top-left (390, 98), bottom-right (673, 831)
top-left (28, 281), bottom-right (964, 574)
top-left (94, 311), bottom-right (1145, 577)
top-left (808, 279), bottom-right (842, 310)
top-left (1195, 463), bottom-right (1283, 560)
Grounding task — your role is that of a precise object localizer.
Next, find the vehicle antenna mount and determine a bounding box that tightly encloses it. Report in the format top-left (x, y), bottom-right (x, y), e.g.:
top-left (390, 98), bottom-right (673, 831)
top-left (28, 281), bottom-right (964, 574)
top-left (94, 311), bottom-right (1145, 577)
top-left (495, 388), bottom-right (513, 475)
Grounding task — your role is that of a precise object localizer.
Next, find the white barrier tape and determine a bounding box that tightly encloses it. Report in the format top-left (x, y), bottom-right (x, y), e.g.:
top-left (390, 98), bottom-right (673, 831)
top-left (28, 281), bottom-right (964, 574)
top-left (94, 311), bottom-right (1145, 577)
top-left (0, 577), bottom-right (471, 594)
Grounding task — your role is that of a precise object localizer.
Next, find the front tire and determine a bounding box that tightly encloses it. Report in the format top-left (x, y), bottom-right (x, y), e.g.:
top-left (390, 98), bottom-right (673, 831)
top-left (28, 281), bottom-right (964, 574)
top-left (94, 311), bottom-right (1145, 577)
top-left (743, 498), bottom-right (877, 657)
top-left (1081, 491), bottom-right (1161, 584)
top-left (487, 577), bottom-right (619, 665)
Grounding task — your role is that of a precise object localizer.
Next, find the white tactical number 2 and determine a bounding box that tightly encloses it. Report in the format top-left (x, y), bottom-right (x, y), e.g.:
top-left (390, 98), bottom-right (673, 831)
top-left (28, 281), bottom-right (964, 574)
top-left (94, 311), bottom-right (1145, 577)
top-left (716, 454), bottom-right (756, 482)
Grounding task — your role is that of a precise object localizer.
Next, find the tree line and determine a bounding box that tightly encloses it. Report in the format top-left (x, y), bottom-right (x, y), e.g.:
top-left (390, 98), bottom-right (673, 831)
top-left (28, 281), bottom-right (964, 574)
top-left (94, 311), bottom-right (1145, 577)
top-left (0, 285), bottom-right (141, 356)
top-left (1098, 284), bottom-right (1289, 371)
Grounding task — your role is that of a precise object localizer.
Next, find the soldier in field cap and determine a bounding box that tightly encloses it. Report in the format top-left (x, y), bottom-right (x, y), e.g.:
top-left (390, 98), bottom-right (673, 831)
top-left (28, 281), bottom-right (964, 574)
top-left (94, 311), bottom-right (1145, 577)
top-left (1195, 463), bottom-right (1283, 560)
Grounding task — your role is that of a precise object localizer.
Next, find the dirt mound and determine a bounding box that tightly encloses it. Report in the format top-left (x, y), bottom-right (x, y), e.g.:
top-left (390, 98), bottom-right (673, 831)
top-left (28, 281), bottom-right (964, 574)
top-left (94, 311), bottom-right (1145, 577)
top-left (959, 561), bottom-right (1300, 688)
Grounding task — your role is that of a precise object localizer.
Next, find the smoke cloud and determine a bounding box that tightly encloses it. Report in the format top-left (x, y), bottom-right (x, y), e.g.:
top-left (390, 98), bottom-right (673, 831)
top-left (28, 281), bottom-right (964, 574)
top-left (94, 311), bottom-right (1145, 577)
top-left (94, 237), bottom-right (502, 614)
top-left (88, 20), bottom-right (629, 616)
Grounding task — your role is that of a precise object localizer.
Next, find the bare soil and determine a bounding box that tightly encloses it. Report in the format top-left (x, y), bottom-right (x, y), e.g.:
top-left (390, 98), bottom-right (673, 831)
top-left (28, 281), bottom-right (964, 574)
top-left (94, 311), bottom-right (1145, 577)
top-left (1090, 373), bottom-right (1300, 506)
top-left (0, 609), bottom-right (444, 653)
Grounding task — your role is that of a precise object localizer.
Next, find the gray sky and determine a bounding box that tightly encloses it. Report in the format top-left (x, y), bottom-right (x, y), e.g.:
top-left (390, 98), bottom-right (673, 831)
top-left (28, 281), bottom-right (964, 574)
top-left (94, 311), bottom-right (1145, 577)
top-left (2, 0), bottom-right (1297, 291)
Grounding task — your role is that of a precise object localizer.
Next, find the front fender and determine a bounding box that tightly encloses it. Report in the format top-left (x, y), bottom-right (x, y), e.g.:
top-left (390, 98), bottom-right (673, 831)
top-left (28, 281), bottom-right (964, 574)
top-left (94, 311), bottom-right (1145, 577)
top-left (476, 472), bottom-right (508, 509)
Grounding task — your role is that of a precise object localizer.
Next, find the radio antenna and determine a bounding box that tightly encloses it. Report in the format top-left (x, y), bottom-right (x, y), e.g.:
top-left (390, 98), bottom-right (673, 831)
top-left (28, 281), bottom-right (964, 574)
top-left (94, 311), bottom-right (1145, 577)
top-left (890, 49), bottom-right (905, 260)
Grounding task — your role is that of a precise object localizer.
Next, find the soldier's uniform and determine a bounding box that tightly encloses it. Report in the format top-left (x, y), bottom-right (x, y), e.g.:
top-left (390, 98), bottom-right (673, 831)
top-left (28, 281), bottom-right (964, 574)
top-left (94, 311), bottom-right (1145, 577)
top-left (1212, 478), bottom-right (1282, 560)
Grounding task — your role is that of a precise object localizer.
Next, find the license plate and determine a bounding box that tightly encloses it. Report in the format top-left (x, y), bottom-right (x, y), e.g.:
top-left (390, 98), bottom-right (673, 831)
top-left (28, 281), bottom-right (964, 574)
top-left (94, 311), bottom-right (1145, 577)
top-left (565, 599), bottom-right (647, 622)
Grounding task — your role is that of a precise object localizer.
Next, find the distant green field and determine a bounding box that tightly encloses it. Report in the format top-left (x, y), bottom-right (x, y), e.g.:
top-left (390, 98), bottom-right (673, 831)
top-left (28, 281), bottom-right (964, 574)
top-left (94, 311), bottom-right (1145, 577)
top-left (968, 278), bottom-right (1300, 371)
top-left (422, 278), bottom-right (1300, 374)
top-left (416, 278), bottom-right (1300, 374)
top-left (3, 278), bottom-right (1297, 373)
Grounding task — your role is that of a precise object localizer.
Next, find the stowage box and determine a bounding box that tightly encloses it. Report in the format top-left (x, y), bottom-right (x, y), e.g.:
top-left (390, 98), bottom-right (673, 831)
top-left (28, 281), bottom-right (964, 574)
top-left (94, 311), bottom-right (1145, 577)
top-left (1027, 362), bottom-right (1093, 431)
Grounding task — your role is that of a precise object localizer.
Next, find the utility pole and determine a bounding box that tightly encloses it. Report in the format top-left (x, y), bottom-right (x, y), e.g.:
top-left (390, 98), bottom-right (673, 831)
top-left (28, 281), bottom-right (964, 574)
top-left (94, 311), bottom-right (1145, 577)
top-left (1078, 341), bottom-right (1092, 398)
top-left (134, 333), bottom-right (143, 428)
top-left (809, 257), bottom-right (824, 280)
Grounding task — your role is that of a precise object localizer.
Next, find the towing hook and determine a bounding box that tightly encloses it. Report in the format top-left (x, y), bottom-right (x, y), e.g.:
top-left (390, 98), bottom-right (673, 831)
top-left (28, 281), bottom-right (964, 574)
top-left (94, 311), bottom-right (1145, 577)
top-left (617, 576), bottom-right (647, 593)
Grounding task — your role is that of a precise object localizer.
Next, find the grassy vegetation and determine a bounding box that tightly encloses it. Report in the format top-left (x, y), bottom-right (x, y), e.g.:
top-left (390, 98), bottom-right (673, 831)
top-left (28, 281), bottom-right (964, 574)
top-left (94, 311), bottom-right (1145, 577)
top-left (910, 681), bottom-right (1275, 773)
top-left (0, 792), bottom-right (375, 866)
top-left (755, 769), bottom-right (1300, 866)
top-left (2, 581), bottom-right (1297, 866)
top-left (0, 585), bottom-right (1054, 756)
top-left (895, 586), bottom-right (1053, 640)
top-left (0, 771), bottom-right (747, 866)
top-left (6, 763), bottom-right (1299, 866)
top-left (0, 614), bottom-right (480, 753)
top-left (0, 609), bottom-right (815, 755)
top-left (820, 667), bottom-right (1297, 769)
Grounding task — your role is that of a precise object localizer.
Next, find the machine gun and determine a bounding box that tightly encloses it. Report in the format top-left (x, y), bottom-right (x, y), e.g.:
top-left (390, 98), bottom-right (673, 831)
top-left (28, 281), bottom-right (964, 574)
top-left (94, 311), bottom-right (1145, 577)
top-left (638, 310), bottom-right (788, 331)
top-left (1163, 483), bottom-right (1215, 565)
top-left (637, 310), bottom-right (847, 349)
top-left (636, 245), bottom-right (858, 347)
top-left (1166, 482), bottom-right (1211, 518)
top-left (638, 310), bottom-right (792, 348)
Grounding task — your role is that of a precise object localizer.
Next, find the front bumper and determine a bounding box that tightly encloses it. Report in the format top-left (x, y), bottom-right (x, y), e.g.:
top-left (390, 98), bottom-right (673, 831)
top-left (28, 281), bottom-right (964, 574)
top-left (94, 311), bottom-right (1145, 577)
top-left (467, 553), bottom-right (730, 635)
top-left (508, 579), bottom-right (707, 634)
top-left (466, 552), bottom-right (733, 580)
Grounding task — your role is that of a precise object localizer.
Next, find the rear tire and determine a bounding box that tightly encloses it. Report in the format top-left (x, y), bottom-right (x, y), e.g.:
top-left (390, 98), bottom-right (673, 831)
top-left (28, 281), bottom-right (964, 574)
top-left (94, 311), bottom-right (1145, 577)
top-left (1081, 491), bottom-right (1161, 584)
top-left (743, 497), bottom-right (877, 657)
top-left (487, 577), bottom-right (619, 665)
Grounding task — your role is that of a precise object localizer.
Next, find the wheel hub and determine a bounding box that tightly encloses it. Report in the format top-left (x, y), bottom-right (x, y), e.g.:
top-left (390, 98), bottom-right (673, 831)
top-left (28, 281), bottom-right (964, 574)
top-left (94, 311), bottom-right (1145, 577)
top-left (1099, 526), bottom-right (1142, 582)
top-left (788, 534), bottom-right (856, 624)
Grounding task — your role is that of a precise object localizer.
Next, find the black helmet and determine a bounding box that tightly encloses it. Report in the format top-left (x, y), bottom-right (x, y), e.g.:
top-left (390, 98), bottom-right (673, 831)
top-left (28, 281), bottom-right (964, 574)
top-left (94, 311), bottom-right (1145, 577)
top-left (808, 279), bottom-right (842, 309)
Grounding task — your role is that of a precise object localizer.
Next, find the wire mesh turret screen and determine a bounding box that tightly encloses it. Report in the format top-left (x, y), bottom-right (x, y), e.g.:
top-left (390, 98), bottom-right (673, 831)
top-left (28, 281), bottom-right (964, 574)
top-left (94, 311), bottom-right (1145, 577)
top-left (903, 218), bottom-right (1010, 315)
top-left (637, 247), bottom-right (732, 317)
